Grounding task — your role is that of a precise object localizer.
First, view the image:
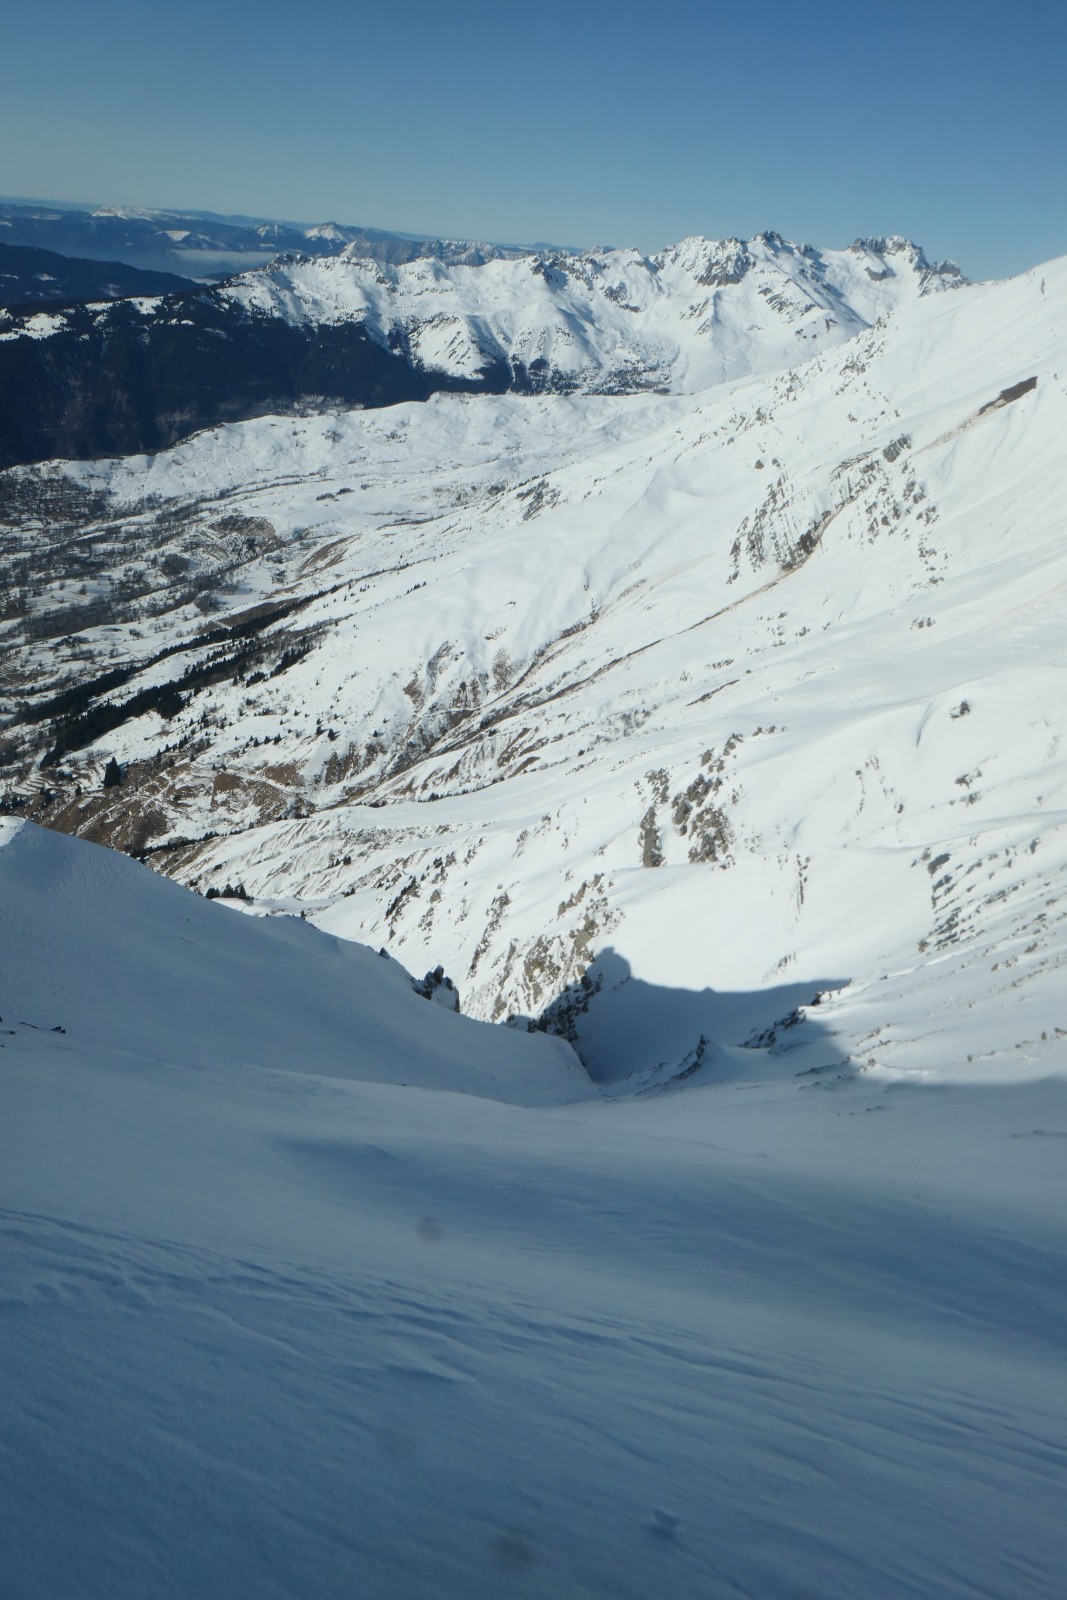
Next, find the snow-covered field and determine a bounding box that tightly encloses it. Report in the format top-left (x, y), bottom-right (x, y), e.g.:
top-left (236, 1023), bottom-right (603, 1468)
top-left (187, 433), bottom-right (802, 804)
top-left (3, 818), bottom-right (1066, 1599)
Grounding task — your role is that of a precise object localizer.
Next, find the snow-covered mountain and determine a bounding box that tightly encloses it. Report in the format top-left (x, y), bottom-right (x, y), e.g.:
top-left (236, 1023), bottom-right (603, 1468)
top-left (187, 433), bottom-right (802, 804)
top-left (222, 231), bottom-right (964, 393)
top-left (0, 231), bottom-right (962, 466)
top-left (0, 199), bottom-right (523, 278)
top-left (2, 242), bottom-right (1062, 1095)
top-left (4, 230), bottom-right (1067, 1598)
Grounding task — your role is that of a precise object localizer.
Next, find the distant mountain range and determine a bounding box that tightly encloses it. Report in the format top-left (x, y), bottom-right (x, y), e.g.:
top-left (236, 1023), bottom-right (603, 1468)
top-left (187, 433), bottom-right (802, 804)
top-left (0, 231), bottom-right (964, 467)
top-left (0, 200), bottom-right (527, 280)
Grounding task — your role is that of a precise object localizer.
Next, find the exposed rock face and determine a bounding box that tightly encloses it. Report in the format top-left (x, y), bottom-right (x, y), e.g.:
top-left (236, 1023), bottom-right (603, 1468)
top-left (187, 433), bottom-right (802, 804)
top-left (412, 964), bottom-right (461, 1010)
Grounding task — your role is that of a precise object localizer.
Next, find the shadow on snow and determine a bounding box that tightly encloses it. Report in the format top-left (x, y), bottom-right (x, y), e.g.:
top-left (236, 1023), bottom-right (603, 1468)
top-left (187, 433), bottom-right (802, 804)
top-left (521, 946), bottom-right (851, 1091)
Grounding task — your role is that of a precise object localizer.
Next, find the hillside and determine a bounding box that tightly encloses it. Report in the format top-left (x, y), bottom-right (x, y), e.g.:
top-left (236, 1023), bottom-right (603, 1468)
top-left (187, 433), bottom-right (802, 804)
top-left (2, 247), bottom-right (1063, 1091)
top-left (0, 241), bottom-right (194, 309)
top-left (3, 817), bottom-right (1066, 1598)
top-left (0, 817), bottom-right (583, 1102)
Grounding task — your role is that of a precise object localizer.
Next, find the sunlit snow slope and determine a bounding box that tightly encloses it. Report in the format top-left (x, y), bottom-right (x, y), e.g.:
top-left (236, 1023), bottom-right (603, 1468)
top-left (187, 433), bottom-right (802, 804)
top-left (3, 818), bottom-right (1066, 1600)
top-left (5, 251), bottom-right (1064, 1091)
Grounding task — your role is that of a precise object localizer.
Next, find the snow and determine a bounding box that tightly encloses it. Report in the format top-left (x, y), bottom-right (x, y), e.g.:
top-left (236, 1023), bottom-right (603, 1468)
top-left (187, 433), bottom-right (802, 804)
top-left (4, 231), bottom-right (1067, 1597)
top-left (28, 251), bottom-right (1064, 1099)
top-left (0, 818), bottom-right (582, 1105)
top-left (2, 817), bottom-right (1066, 1598)
top-left (217, 230), bottom-right (962, 394)
top-left (0, 307), bottom-right (68, 341)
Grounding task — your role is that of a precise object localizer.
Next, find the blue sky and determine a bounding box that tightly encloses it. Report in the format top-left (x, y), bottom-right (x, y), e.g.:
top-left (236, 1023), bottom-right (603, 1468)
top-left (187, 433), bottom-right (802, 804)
top-left (4, 0), bottom-right (1064, 279)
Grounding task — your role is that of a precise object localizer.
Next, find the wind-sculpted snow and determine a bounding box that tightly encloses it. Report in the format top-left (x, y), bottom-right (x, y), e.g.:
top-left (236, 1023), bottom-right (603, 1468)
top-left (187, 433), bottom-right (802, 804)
top-left (3, 819), bottom-right (1067, 1598)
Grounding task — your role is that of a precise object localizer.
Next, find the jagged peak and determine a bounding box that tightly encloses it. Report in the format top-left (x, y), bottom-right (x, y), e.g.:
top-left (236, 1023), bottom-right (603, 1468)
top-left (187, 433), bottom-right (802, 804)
top-left (653, 235), bottom-right (755, 286)
top-left (231, 229), bottom-right (968, 299)
top-left (849, 235), bottom-right (967, 288)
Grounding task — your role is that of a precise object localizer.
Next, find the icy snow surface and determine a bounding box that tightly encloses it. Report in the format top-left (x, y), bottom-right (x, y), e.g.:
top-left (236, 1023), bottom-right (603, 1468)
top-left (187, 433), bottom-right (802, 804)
top-left (2, 819), bottom-right (1067, 1599)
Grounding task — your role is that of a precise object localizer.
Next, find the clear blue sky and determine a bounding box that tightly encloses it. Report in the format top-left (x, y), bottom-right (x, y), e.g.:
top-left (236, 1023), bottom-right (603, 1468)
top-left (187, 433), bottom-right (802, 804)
top-left (4, 0), bottom-right (1064, 280)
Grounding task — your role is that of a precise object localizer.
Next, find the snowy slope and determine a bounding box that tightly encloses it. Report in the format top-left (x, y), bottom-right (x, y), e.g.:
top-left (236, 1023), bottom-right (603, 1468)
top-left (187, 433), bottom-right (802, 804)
top-left (3, 817), bottom-right (1067, 1600)
top-left (4, 249), bottom-right (1063, 1097)
top-left (222, 231), bottom-right (964, 392)
top-left (0, 817), bottom-right (582, 1103)
top-left (4, 232), bottom-right (1067, 1596)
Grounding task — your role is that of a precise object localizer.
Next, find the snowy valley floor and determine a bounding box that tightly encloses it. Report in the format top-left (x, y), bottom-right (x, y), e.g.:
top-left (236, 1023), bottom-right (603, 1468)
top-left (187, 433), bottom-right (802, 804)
top-left (2, 823), bottom-right (1066, 1600)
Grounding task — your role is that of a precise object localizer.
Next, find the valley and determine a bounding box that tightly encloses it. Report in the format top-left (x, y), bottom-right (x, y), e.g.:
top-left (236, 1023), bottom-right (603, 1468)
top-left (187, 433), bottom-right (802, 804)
top-left (2, 246), bottom-right (1063, 1084)
top-left (2, 219), bottom-right (1066, 1600)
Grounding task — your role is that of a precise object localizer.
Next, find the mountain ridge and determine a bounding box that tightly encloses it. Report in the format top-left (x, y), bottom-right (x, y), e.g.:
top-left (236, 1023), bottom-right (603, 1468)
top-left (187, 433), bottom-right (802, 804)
top-left (0, 198), bottom-right (538, 279)
top-left (0, 230), bottom-right (962, 468)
